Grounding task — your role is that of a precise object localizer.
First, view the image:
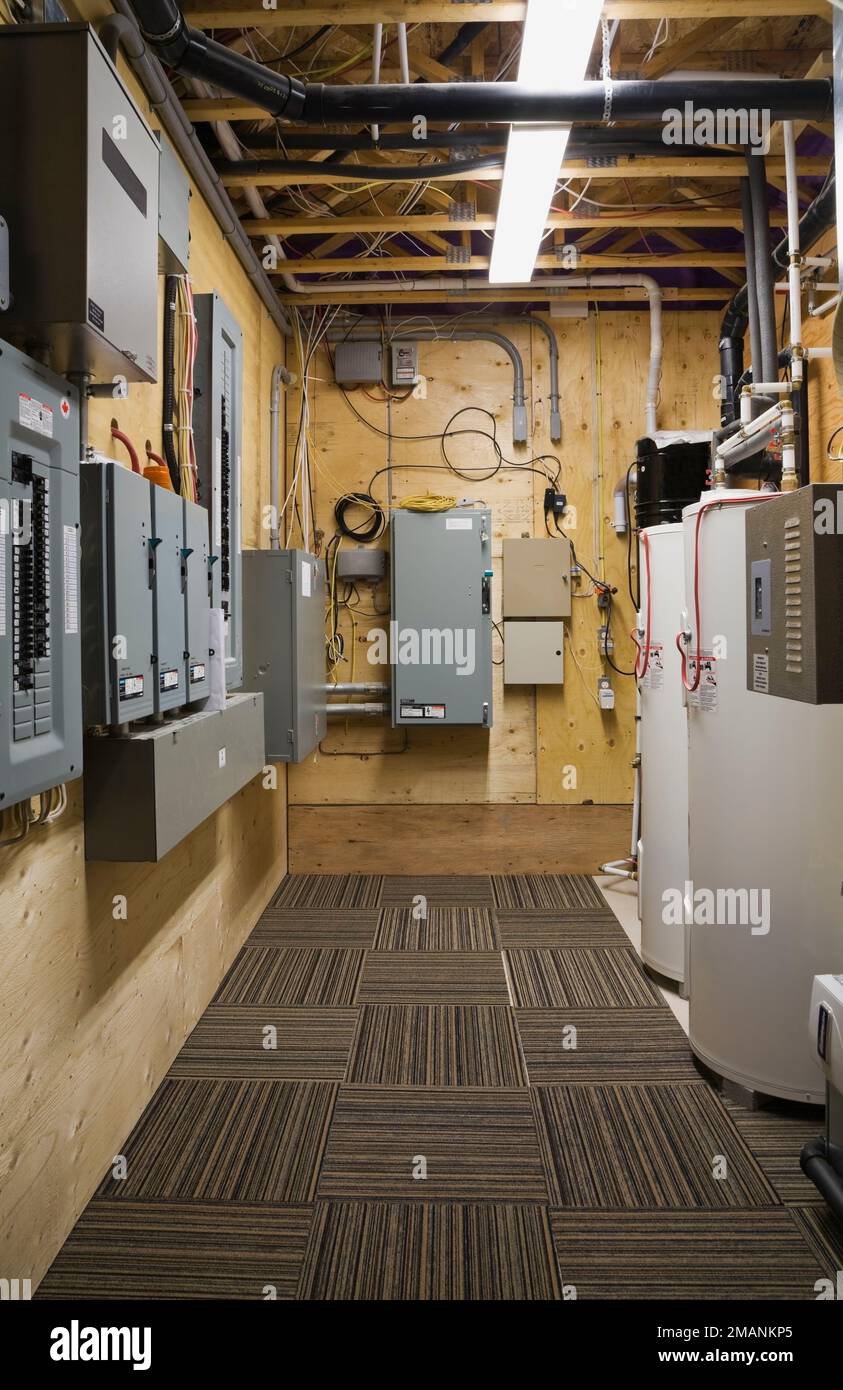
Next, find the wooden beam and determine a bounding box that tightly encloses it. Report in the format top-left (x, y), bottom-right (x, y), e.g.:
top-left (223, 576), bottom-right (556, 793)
top-left (222, 156), bottom-right (827, 188)
top-left (184, 4), bottom-right (830, 29)
top-left (277, 285), bottom-right (732, 306)
top-left (658, 227), bottom-right (744, 285)
top-left (641, 17), bottom-right (745, 79)
top-left (270, 250), bottom-right (745, 274)
top-left (244, 210), bottom-right (788, 234)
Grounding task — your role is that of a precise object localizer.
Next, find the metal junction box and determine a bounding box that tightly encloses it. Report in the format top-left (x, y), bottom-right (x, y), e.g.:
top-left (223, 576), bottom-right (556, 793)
top-left (390, 507), bottom-right (493, 727)
top-left (182, 496), bottom-right (211, 704)
top-left (157, 131), bottom-right (190, 276)
top-left (149, 485), bottom-right (184, 714)
top-left (503, 537), bottom-right (571, 618)
top-left (746, 483), bottom-right (843, 704)
top-left (504, 620), bottom-right (565, 685)
top-left (0, 24), bottom-right (159, 383)
top-left (242, 548), bottom-right (327, 762)
top-left (0, 339), bottom-right (83, 808)
top-left (193, 292), bottom-right (243, 690)
top-left (81, 460), bottom-right (154, 726)
top-left (83, 692), bottom-right (265, 861)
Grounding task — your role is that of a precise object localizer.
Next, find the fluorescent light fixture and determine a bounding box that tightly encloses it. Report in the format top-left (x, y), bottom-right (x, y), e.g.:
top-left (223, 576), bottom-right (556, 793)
top-left (489, 0), bottom-right (603, 284)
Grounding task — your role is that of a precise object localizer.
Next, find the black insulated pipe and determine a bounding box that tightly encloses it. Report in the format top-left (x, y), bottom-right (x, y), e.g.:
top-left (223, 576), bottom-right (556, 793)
top-left (740, 177), bottom-right (763, 390)
top-left (747, 151), bottom-right (778, 387)
top-left (800, 1137), bottom-right (843, 1225)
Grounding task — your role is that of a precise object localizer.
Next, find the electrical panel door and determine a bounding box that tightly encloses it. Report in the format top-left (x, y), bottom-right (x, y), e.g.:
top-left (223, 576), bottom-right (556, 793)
top-left (0, 339), bottom-right (82, 807)
top-left (81, 461), bottom-right (154, 726)
top-left (193, 292), bottom-right (243, 690)
top-left (182, 497), bottom-right (211, 703)
top-left (390, 508), bottom-right (493, 727)
top-left (150, 484), bottom-right (184, 713)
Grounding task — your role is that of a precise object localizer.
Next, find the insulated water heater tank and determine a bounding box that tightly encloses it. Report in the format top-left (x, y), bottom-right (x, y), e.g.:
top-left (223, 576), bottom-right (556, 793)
top-left (684, 490), bottom-right (843, 1102)
top-left (638, 523), bottom-right (689, 984)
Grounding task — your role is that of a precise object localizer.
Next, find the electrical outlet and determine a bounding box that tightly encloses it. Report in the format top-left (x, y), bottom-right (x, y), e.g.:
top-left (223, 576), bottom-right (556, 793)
top-left (597, 625), bottom-right (613, 654)
top-left (598, 677), bottom-right (615, 710)
top-left (412, 376), bottom-right (428, 400)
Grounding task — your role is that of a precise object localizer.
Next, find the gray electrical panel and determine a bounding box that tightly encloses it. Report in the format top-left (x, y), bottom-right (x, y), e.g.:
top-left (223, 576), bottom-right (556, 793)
top-left (0, 338), bottom-right (83, 808)
top-left (157, 131), bottom-right (190, 276)
top-left (242, 548), bottom-right (327, 762)
top-left (746, 483), bottom-right (843, 704)
top-left (193, 292), bottom-right (243, 690)
top-left (390, 507), bottom-right (493, 727)
top-left (0, 24), bottom-right (159, 384)
top-left (183, 496), bottom-right (211, 703)
top-left (334, 340), bottom-right (383, 386)
top-left (81, 460), bottom-right (154, 726)
top-left (150, 485), bottom-right (184, 714)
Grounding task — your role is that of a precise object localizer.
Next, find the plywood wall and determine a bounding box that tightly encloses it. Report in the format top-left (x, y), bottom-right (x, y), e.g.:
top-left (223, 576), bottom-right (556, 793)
top-left (0, 56), bottom-right (287, 1289)
top-left (287, 308), bottom-right (721, 870)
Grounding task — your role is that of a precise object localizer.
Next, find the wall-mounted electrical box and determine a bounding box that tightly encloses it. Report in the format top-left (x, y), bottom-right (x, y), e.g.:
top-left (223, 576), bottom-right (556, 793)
top-left (83, 692), bottom-right (265, 861)
top-left (241, 548), bottom-right (327, 762)
top-left (504, 621), bottom-right (564, 685)
top-left (80, 460), bottom-right (155, 726)
top-left (333, 340), bottom-right (382, 387)
top-left (391, 341), bottom-right (420, 388)
top-left (150, 485), bottom-right (185, 714)
top-left (0, 24), bottom-right (159, 383)
top-left (193, 292), bottom-right (243, 690)
top-left (0, 339), bottom-right (83, 809)
top-left (390, 507), bottom-right (493, 727)
top-left (157, 131), bottom-right (190, 276)
top-left (746, 483), bottom-right (843, 704)
top-left (503, 537), bottom-right (571, 618)
top-left (182, 496), bottom-right (211, 704)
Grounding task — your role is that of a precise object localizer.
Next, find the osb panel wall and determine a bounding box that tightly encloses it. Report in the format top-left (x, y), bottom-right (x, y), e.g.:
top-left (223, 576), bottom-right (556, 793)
top-left (0, 56), bottom-right (287, 1289)
top-left (287, 309), bottom-right (721, 814)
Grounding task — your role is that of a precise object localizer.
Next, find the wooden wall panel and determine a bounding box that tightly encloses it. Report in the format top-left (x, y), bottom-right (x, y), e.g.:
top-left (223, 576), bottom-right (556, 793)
top-left (0, 56), bottom-right (287, 1289)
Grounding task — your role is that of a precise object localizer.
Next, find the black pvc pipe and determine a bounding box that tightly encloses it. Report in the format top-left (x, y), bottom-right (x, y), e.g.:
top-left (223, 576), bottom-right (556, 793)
top-left (740, 177), bottom-right (763, 390)
top-left (747, 151), bottom-right (778, 386)
top-left (801, 1137), bottom-right (843, 1225)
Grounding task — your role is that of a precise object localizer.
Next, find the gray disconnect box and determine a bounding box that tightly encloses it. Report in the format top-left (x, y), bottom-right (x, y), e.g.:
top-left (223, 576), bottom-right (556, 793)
top-left (0, 24), bottom-right (159, 383)
top-left (746, 483), bottom-right (843, 704)
top-left (503, 537), bottom-right (571, 618)
top-left (149, 485), bottom-right (184, 714)
top-left (83, 692), bottom-right (266, 861)
top-left (390, 507), bottom-right (493, 727)
top-left (0, 338), bottom-right (83, 808)
top-left (241, 548), bottom-right (327, 762)
top-left (182, 496), bottom-right (211, 703)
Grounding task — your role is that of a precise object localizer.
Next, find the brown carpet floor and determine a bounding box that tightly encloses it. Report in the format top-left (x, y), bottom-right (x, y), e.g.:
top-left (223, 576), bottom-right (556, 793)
top-left (37, 873), bottom-right (841, 1301)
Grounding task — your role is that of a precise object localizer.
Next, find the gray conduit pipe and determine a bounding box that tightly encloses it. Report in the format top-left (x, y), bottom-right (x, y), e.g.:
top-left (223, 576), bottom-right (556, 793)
top-left (747, 151), bottom-right (778, 385)
top-left (98, 9), bottom-right (292, 337)
top-left (270, 363), bottom-right (296, 549)
top-left (326, 703), bottom-right (389, 718)
top-left (446, 315), bottom-right (561, 442)
top-left (328, 327), bottom-right (529, 444)
top-left (327, 683), bottom-right (389, 696)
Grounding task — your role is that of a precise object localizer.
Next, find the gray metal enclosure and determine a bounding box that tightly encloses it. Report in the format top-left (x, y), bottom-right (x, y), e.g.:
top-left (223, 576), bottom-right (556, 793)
top-left (390, 507), bottom-right (493, 727)
top-left (241, 548), bottom-right (327, 762)
top-left (0, 340), bottom-right (83, 807)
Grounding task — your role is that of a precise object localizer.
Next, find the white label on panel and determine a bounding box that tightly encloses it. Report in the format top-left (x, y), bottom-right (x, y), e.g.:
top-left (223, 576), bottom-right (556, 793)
top-left (687, 651), bottom-right (718, 713)
top-left (18, 392), bottom-right (54, 437)
top-left (641, 641), bottom-right (664, 691)
top-left (753, 652), bottom-right (769, 693)
top-left (445, 517), bottom-right (472, 531)
top-left (63, 525), bottom-right (78, 635)
top-left (301, 560), bottom-right (311, 597)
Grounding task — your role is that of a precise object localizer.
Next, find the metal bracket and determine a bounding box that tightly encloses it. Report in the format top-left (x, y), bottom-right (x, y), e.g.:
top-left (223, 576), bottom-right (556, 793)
top-left (448, 201), bottom-right (477, 223)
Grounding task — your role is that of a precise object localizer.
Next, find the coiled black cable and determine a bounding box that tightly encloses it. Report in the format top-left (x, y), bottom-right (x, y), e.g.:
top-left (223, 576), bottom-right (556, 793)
top-left (335, 492), bottom-right (385, 542)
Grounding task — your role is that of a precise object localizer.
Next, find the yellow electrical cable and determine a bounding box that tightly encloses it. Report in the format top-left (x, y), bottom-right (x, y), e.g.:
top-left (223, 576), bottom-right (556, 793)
top-left (396, 494), bottom-right (458, 512)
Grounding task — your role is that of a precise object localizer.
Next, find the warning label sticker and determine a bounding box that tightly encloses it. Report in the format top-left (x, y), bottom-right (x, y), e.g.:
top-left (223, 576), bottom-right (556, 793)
top-left (752, 652), bottom-right (770, 694)
top-left (63, 525), bottom-right (78, 635)
top-left (687, 651), bottom-right (718, 713)
top-left (401, 701), bottom-right (446, 719)
top-left (641, 642), bottom-right (664, 691)
top-left (19, 392), bottom-right (54, 438)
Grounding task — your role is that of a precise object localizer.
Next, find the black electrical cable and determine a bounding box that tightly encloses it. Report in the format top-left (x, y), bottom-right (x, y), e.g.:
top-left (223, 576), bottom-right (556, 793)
top-left (161, 275), bottom-right (181, 493)
top-left (492, 620), bottom-right (505, 667)
top-left (335, 492), bottom-right (386, 541)
top-left (263, 25), bottom-right (334, 66)
top-left (215, 153), bottom-right (503, 182)
top-left (602, 594), bottom-right (637, 678)
top-left (625, 461), bottom-right (639, 609)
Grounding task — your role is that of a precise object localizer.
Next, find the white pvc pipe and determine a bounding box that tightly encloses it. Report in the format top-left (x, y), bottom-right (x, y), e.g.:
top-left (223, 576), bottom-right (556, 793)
top-left (270, 362), bottom-right (295, 549)
top-left (810, 295), bottom-right (841, 319)
top-left (371, 24), bottom-right (383, 142)
top-left (397, 22), bottom-right (410, 84)
top-left (783, 121), bottom-right (804, 383)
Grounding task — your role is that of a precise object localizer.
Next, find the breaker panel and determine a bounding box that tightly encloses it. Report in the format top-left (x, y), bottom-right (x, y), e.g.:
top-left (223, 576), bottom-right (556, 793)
top-left (390, 507), bottom-right (493, 727)
top-left (182, 495), bottom-right (211, 703)
top-left (193, 292), bottom-right (243, 690)
top-left (0, 339), bottom-right (83, 808)
top-left (241, 548), bottom-right (326, 762)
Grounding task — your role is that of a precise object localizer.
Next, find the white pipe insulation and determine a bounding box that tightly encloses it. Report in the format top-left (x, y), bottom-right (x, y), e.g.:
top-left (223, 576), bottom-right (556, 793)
top-left (782, 121), bottom-right (804, 384)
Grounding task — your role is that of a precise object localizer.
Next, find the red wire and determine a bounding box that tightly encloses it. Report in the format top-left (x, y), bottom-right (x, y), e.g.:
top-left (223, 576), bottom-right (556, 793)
top-left (630, 529), bottom-right (652, 680)
top-left (110, 423), bottom-right (140, 474)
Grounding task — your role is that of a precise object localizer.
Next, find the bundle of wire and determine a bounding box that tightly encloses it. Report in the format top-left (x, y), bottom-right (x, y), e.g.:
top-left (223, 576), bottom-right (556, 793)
top-left (173, 276), bottom-right (199, 501)
top-left (396, 495), bottom-right (457, 512)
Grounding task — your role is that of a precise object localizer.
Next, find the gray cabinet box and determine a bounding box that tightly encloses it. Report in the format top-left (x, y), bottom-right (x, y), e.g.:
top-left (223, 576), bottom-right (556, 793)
top-left (0, 24), bottom-right (159, 383)
top-left (504, 620), bottom-right (565, 685)
top-left (182, 496), bottom-right (211, 704)
top-left (0, 339), bottom-right (83, 808)
top-left (150, 485), bottom-right (185, 714)
top-left (503, 537), bottom-right (571, 618)
top-left (83, 692), bottom-right (265, 861)
top-left (390, 507), bottom-right (493, 727)
top-left (157, 131), bottom-right (190, 276)
top-left (242, 548), bottom-right (327, 762)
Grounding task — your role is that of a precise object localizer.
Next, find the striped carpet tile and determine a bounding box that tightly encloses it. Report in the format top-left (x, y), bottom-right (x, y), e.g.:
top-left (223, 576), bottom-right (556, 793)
top-left (789, 1205), bottom-right (843, 1282)
top-left (505, 947), bottom-right (664, 1009)
top-left (36, 1202), bottom-right (313, 1301)
top-left (214, 947), bottom-right (365, 1007)
top-left (374, 907), bottom-right (499, 951)
top-left (533, 1082), bottom-right (778, 1208)
top-left (298, 1202), bottom-right (561, 1300)
top-left (515, 1009), bottom-right (699, 1085)
top-left (97, 1079), bottom-right (338, 1204)
top-left (345, 1006), bottom-right (528, 1087)
top-left (380, 875), bottom-right (494, 907)
top-left (723, 1098), bottom-right (827, 1205)
top-left (492, 874), bottom-right (608, 912)
top-left (317, 1087), bottom-right (550, 1201)
top-left (549, 1210), bottom-right (825, 1300)
top-left (249, 909), bottom-right (379, 948)
top-left (271, 875), bottom-right (383, 910)
top-left (496, 911), bottom-right (628, 948)
top-left (168, 1007), bottom-right (359, 1081)
top-left (358, 951), bottom-right (510, 1005)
